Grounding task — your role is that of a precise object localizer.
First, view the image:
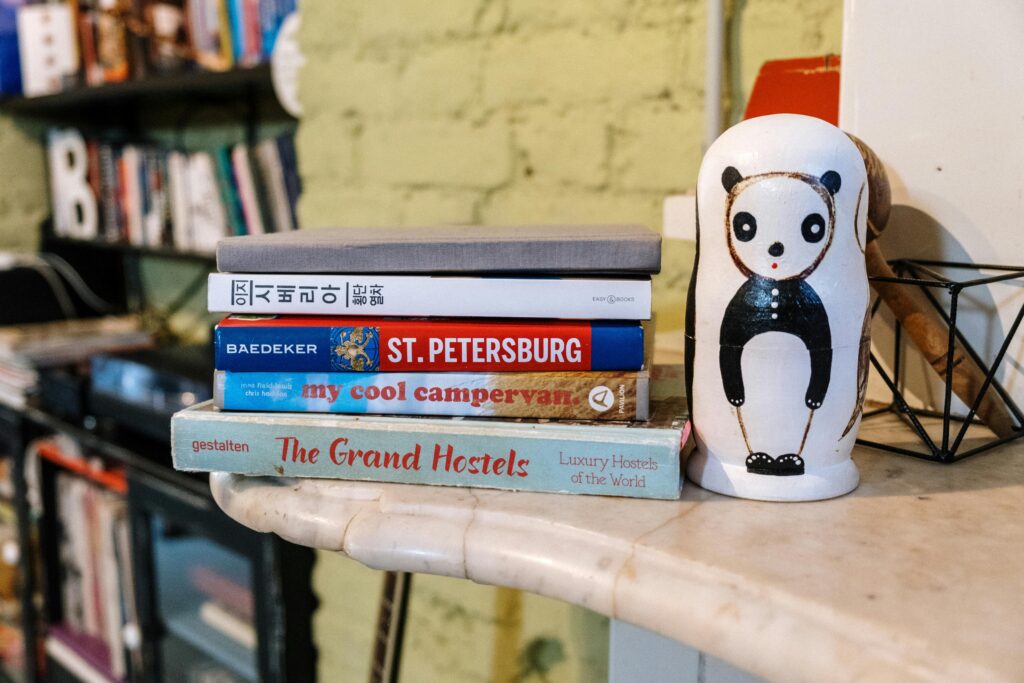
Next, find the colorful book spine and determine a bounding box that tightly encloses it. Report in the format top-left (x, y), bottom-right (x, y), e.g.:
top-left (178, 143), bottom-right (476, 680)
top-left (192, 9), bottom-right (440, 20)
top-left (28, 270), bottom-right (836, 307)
top-left (214, 369), bottom-right (650, 420)
top-left (214, 147), bottom-right (246, 236)
top-left (231, 143), bottom-right (264, 234)
top-left (214, 315), bottom-right (645, 372)
top-left (0, 1), bottom-right (23, 95)
top-left (275, 133), bottom-right (301, 228)
top-left (207, 273), bottom-right (652, 319)
top-left (171, 399), bottom-right (687, 499)
top-left (254, 138), bottom-right (294, 231)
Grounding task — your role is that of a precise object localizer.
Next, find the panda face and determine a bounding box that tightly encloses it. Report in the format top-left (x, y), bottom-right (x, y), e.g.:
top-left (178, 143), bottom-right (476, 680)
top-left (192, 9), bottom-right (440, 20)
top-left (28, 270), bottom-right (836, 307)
top-left (723, 170), bottom-right (839, 280)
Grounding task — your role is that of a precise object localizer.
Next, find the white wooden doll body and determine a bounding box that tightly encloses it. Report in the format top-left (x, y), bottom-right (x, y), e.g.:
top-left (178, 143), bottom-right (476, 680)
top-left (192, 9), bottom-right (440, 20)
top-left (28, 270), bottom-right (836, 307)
top-left (685, 114), bottom-right (870, 501)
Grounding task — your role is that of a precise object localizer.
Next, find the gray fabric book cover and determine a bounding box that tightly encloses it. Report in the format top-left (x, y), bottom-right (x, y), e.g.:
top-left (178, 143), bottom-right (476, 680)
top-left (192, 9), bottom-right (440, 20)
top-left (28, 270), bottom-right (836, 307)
top-left (216, 224), bottom-right (662, 274)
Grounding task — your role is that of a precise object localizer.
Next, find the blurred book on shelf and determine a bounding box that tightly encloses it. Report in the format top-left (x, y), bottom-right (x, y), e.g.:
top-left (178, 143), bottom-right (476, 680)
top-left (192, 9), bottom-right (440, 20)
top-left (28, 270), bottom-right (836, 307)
top-left (154, 523), bottom-right (257, 681)
top-left (47, 129), bottom-right (300, 254)
top-left (0, 315), bottom-right (152, 409)
top-left (3, 0), bottom-right (296, 97)
top-left (0, 503), bottom-right (23, 680)
top-left (53, 467), bottom-right (134, 680)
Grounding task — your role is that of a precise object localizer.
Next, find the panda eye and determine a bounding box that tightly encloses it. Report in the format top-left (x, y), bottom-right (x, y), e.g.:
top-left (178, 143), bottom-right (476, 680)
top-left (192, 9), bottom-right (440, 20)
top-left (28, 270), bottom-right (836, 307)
top-left (801, 213), bottom-right (826, 243)
top-left (732, 211), bottom-right (756, 242)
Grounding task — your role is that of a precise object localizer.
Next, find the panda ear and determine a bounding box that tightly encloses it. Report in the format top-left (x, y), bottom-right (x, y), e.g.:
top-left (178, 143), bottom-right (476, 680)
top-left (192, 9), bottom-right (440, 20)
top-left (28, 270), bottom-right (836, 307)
top-left (721, 166), bottom-right (743, 193)
top-left (821, 170), bottom-right (841, 195)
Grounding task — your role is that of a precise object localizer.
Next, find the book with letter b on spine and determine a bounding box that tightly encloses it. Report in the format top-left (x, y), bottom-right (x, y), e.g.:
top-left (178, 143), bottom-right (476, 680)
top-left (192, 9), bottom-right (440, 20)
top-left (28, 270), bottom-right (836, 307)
top-left (214, 315), bottom-right (645, 372)
top-left (207, 273), bottom-right (652, 319)
top-left (214, 368), bottom-right (650, 420)
top-left (172, 366), bottom-right (688, 499)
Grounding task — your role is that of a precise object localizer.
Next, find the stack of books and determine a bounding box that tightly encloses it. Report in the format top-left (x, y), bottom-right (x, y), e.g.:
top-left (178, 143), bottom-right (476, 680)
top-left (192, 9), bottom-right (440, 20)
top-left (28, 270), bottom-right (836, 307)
top-left (172, 225), bottom-right (690, 499)
top-left (0, 316), bottom-right (152, 409)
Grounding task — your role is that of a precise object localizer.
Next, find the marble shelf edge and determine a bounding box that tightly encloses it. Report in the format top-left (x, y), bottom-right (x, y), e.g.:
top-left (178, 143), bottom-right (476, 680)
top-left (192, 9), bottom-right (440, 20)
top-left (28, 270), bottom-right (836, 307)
top-left (208, 473), bottom-right (992, 683)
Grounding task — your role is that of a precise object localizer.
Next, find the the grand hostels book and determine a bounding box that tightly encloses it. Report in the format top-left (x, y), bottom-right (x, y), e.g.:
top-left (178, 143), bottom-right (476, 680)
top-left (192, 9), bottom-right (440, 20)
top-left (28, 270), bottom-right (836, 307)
top-left (214, 315), bottom-right (645, 372)
top-left (172, 366), bottom-right (689, 499)
top-left (214, 368), bottom-right (650, 420)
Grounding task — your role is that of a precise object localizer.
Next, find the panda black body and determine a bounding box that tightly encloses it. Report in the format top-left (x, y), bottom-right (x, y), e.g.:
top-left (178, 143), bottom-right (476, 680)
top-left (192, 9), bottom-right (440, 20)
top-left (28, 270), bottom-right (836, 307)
top-left (719, 275), bottom-right (831, 411)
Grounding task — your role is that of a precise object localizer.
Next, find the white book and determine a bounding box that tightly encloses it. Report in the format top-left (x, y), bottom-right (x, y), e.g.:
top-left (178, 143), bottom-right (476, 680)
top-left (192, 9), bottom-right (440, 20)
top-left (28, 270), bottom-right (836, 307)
top-left (188, 152), bottom-right (228, 253)
top-left (98, 494), bottom-right (126, 679)
top-left (231, 144), bottom-right (265, 235)
top-left (45, 636), bottom-right (111, 683)
top-left (17, 4), bottom-right (78, 97)
top-left (254, 139), bottom-right (294, 231)
top-left (121, 147), bottom-right (144, 246)
top-left (208, 273), bottom-right (652, 319)
top-left (141, 152), bottom-right (164, 247)
top-left (198, 601), bottom-right (256, 650)
top-left (167, 151), bottom-right (192, 251)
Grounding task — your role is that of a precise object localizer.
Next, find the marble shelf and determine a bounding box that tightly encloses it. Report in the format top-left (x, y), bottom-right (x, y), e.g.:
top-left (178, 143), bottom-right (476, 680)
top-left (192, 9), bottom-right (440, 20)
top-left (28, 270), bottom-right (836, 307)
top-left (210, 414), bottom-right (1024, 682)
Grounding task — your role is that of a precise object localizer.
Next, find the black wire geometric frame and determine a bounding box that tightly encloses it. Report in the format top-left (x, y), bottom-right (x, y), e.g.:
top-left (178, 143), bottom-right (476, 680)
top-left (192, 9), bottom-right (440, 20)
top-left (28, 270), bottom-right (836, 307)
top-left (857, 259), bottom-right (1024, 462)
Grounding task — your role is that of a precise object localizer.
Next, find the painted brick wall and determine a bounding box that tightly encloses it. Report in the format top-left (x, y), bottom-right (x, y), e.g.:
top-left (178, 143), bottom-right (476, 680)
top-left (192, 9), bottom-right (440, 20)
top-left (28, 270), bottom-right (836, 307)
top-left (296, 0), bottom-right (841, 231)
top-left (298, 1), bottom-right (842, 681)
top-left (0, 117), bottom-right (48, 250)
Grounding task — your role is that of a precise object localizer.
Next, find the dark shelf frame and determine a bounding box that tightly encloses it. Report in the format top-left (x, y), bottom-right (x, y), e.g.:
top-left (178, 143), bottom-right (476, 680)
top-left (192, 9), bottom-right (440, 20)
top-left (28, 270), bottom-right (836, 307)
top-left (0, 65), bottom-right (278, 118)
top-left (0, 407), bottom-right (40, 683)
top-left (127, 470), bottom-right (316, 683)
top-left (41, 235), bottom-right (216, 267)
top-left (13, 403), bottom-right (317, 683)
top-left (859, 259), bottom-right (1024, 462)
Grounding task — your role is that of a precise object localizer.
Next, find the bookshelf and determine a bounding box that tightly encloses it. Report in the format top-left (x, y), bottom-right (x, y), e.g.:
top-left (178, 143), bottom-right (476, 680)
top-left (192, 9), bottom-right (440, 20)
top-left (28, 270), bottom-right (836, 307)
top-left (0, 21), bottom-right (306, 683)
top-left (11, 396), bottom-right (317, 683)
top-left (0, 65), bottom-right (281, 120)
top-left (41, 235), bottom-right (216, 267)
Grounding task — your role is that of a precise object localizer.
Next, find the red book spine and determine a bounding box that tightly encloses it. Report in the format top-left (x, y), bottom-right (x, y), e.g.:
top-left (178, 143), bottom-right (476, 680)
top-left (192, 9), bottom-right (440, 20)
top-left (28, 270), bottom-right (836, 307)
top-left (243, 0), bottom-right (261, 62)
top-left (215, 316), bottom-right (644, 373)
top-left (375, 319), bottom-right (593, 372)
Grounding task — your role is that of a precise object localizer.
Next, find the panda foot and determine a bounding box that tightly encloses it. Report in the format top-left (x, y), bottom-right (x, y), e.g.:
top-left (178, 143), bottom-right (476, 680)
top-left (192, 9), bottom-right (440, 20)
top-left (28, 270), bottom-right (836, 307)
top-left (745, 452), bottom-right (776, 475)
top-left (774, 454), bottom-right (805, 476)
top-left (745, 453), bottom-right (805, 476)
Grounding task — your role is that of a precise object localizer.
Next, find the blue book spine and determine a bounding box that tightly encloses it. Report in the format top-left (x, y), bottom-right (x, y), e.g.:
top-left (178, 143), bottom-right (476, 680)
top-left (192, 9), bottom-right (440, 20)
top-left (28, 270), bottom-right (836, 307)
top-left (227, 0), bottom-right (246, 63)
top-left (171, 402), bottom-right (684, 499)
top-left (214, 369), bottom-right (650, 420)
top-left (214, 322), bottom-right (644, 372)
top-left (275, 134), bottom-right (301, 227)
top-left (0, 3), bottom-right (22, 95)
top-left (216, 325), bottom-right (333, 371)
top-left (259, 0), bottom-right (293, 58)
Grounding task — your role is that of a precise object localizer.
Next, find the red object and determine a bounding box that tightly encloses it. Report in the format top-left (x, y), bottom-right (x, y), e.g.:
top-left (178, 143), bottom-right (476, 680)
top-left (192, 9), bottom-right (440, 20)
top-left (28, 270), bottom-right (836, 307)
top-left (216, 315), bottom-right (635, 372)
top-left (36, 442), bottom-right (127, 495)
top-left (743, 55), bottom-right (841, 125)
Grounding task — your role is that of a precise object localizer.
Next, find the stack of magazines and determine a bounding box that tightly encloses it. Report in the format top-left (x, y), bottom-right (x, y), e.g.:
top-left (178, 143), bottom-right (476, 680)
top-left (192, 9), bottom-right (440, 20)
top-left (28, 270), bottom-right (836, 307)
top-left (0, 316), bottom-right (152, 409)
top-left (171, 225), bottom-right (690, 499)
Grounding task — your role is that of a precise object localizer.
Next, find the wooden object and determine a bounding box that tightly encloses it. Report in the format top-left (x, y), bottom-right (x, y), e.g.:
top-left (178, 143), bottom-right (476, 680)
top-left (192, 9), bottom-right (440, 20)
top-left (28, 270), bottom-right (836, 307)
top-left (854, 136), bottom-right (1017, 437)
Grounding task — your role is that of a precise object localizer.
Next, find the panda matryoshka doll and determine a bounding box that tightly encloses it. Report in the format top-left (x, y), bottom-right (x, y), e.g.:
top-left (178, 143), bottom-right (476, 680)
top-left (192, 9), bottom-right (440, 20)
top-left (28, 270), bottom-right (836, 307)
top-left (685, 114), bottom-right (870, 501)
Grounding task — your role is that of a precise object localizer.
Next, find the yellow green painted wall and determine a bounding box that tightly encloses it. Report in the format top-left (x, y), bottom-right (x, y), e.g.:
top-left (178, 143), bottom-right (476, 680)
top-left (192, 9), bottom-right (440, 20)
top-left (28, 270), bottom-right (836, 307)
top-left (298, 0), bottom-right (842, 681)
top-left (0, 117), bottom-right (47, 251)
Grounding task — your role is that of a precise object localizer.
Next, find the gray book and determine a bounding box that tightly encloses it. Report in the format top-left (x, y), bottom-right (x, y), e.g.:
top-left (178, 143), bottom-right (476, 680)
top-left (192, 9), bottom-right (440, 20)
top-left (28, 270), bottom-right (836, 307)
top-left (216, 224), bottom-right (661, 274)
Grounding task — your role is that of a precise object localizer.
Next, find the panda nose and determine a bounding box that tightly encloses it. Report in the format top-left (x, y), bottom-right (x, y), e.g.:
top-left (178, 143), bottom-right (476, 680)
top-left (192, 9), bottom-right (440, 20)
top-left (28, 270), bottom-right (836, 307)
top-left (768, 242), bottom-right (785, 257)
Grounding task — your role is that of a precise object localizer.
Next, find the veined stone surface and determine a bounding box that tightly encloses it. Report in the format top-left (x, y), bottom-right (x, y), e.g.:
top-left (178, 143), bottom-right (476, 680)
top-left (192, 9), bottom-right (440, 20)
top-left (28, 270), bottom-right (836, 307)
top-left (213, 413), bottom-right (1024, 682)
